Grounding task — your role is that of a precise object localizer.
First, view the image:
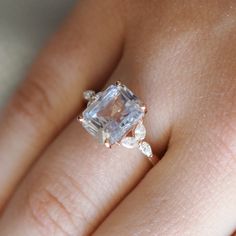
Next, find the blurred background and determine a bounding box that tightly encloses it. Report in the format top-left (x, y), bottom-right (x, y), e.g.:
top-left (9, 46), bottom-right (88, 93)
top-left (0, 0), bottom-right (75, 108)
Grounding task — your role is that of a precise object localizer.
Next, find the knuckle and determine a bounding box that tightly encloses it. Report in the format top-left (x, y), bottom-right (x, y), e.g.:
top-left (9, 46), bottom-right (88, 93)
top-left (27, 171), bottom-right (99, 236)
top-left (28, 187), bottom-right (74, 236)
top-left (9, 76), bottom-right (56, 123)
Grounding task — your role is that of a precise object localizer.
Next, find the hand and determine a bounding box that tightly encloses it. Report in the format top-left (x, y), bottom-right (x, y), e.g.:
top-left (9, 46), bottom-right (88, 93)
top-left (0, 0), bottom-right (235, 235)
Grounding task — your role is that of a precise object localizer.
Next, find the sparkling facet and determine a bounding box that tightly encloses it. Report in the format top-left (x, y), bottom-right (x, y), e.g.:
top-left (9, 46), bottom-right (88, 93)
top-left (97, 129), bottom-right (109, 144)
top-left (134, 122), bottom-right (146, 141)
top-left (82, 84), bottom-right (144, 144)
top-left (121, 137), bottom-right (138, 149)
top-left (139, 141), bottom-right (153, 157)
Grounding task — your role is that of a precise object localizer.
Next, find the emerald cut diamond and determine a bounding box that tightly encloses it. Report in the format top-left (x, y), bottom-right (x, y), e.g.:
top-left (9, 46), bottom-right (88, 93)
top-left (81, 84), bottom-right (145, 145)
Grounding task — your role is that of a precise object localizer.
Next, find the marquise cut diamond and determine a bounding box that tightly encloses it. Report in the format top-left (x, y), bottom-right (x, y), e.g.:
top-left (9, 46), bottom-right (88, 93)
top-left (134, 122), bottom-right (146, 141)
top-left (121, 137), bottom-right (138, 149)
top-left (139, 141), bottom-right (153, 158)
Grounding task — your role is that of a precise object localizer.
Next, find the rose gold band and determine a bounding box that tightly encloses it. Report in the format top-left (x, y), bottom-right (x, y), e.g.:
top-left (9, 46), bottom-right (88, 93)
top-left (149, 154), bottom-right (159, 166)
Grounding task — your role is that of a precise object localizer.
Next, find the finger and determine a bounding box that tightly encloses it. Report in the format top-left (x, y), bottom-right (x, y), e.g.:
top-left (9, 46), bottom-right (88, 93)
top-left (0, 124), bottom-right (150, 236)
top-left (93, 128), bottom-right (236, 235)
top-left (0, 57), bottom-right (172, 236)
top-left (0, 0), bottom-right (124, 208)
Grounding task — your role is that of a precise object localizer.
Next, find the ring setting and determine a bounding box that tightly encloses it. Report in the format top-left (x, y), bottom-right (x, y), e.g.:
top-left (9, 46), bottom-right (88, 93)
top-left (78, 81), bottom-right (157, 165)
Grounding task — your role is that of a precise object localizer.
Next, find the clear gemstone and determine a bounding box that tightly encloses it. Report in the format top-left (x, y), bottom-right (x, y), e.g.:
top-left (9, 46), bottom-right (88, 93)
top-left (134, 122), bottom-right (146, 141)
top-left (82, 84), bottom-right (144, 144)
top-left (121, 137), bottom-right (138, 149)
top-left (139, 141), bottom-right (153, 157)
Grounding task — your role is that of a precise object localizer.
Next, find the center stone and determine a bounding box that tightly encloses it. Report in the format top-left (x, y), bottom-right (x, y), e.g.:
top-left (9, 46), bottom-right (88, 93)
top-left (82, 84), bottom-right (145, 145)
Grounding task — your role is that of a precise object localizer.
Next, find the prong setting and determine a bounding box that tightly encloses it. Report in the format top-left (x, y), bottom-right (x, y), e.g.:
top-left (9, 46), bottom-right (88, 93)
top-left (141, 105), bottom-right (147, 114)
top-left (77, 115), bottom-right (84, 123)
top-left (104, 139), bottom-right (111, 148)
top-left (115, 81), bottom-right (122, 86)
top-left (115, 80), bottom-right (126, 90)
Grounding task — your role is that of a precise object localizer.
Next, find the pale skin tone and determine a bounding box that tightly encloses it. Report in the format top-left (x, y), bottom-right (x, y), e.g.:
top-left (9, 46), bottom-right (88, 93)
top-left (0, 0), bottom-right (235, 235)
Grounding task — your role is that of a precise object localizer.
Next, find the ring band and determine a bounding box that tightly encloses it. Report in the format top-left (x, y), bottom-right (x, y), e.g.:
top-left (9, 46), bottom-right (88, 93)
top-left (78, 81), bottom-right (158, 165)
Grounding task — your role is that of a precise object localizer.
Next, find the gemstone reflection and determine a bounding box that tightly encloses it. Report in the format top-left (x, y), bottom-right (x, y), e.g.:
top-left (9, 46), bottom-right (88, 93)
top-left (82, 84), bottom-right (144, 145)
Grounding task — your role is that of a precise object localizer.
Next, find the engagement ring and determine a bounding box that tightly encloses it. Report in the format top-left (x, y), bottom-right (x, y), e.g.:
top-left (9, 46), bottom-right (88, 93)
top-left (78, 81), bottom-right (158, 165)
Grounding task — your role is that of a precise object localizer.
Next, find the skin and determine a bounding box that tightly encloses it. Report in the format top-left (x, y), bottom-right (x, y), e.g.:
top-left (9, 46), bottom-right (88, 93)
top-left (0, 0), bottom-right (235, 235)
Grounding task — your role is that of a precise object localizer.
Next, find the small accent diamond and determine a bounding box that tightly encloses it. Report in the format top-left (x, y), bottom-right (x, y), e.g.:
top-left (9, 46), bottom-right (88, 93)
top-left (134, 122), bottom-right (146, 141)
top-left (83, 90), bottom-right (95, 101)
top-left (139, 141), bottom-right (153, 158)
top-left (121, 137), bottom-right (138, 149)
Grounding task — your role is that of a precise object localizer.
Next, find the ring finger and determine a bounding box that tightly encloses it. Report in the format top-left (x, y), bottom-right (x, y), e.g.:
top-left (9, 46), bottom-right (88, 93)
top-left (0, 59), bottom-right (171, 235)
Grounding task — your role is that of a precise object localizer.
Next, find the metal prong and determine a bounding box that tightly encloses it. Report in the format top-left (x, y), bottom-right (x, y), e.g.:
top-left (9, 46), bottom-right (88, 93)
top-left (104, 139), bottom-right (111, 148)
top-left (115, 81), bottom-right (122, 86)
top-left (77, 115), bottom-right (84, 123)
top-left (141, 105), bottom-right (147, 114)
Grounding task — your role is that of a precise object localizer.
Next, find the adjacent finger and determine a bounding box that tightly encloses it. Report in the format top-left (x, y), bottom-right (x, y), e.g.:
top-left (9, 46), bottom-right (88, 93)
top-left (93, 128), bottom-right (236, 236)
top-left (0, 0), bottom-right (124, 208)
